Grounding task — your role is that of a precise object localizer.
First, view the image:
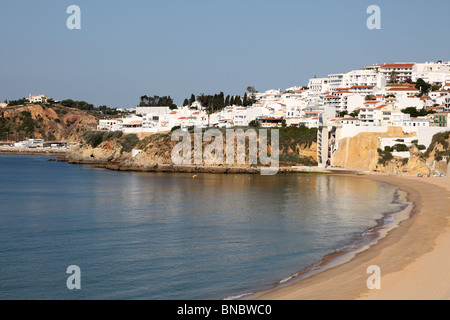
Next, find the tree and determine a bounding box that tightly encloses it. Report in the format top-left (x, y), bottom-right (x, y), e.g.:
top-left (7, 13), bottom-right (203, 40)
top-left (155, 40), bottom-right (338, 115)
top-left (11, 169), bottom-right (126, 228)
top-left (139, 95), bottom-right (177, 109)
top-left (247, 86), bottom-right (256, 99)
top-left (243, 93), bottom-right (248, 106)
top-left (189, 94), bottom-right (196, 105)
top-left (415, 78), bottom-right (431, 97)
top-left (401, 107), bottom-right (435, 118)
top-left (183, 99), bottom-right (189, 107)
top-left (225, 95), bottom-right (230, 107)
top-left (248, 120), bottom-right (260, 128)
top-left (350, 109), bottom-right (360, 118)
top-left (390, 71), bottom-right (398, 84)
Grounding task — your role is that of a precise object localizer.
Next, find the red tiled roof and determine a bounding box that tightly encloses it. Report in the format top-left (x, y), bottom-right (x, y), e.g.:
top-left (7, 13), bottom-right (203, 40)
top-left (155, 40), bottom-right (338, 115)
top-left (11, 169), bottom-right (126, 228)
top-left (258, 117), bottom-right (283, 121)
top-left (388, 87), bottom-right (419, 91)
top-left (380, 63), bottom-right (415, 68)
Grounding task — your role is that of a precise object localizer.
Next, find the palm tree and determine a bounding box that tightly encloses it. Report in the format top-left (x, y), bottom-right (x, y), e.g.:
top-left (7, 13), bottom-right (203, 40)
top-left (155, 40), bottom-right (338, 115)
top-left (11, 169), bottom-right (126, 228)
top-left (390, 71), bottom-right (398, 84)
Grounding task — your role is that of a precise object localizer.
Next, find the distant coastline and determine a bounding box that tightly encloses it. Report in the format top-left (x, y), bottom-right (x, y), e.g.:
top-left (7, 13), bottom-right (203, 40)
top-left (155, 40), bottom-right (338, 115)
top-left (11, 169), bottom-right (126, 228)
top-left (0, 147), bottom-right (68, 157)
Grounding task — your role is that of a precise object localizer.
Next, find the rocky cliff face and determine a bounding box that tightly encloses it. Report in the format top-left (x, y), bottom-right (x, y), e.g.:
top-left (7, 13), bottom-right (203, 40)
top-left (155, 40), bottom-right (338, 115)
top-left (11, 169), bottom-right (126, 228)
top-left (331, 127), bottom-right (415, 171)
top-left (64, 129), bottom-right (318, 171)
top-left (0, 104), bottom-right (98, 142)
top-left (331, 128), bottom-right (450, 175)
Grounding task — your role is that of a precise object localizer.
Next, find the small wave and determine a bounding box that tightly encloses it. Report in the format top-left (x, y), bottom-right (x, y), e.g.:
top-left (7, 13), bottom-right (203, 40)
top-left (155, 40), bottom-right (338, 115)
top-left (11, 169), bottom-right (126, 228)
top-left (279, 274), bottom-right (297, 284)
top-left (223, 292), bottom-right (254, 300)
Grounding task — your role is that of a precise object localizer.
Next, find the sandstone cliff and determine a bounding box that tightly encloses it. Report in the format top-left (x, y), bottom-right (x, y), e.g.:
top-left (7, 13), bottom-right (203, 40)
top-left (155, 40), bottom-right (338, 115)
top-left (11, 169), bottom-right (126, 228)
top-left (331, 127), bottom-right (415, 171)
top-left (0, 104), bottom-right (99, 142)
top-left (63, 128), bottom-right (318, 172)
top-left (331, 128), bottom-right (450, 175)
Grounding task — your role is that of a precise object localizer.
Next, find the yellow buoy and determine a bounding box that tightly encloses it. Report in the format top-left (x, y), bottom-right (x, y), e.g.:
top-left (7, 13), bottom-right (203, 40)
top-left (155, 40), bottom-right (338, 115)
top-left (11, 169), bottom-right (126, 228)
top-left (192, 175), bottom-right (197, 178)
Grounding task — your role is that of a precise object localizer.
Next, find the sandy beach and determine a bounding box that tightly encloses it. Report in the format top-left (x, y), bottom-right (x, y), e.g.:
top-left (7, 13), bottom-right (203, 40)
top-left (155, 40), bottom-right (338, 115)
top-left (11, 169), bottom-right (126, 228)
top-left (253, 173), bottom-right (450, 300)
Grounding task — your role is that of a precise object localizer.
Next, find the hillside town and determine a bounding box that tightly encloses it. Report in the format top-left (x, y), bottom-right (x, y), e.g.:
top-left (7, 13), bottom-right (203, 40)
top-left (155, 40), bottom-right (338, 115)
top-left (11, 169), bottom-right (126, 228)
top-left (95, 61), bottom-right (450, 134)
top-left (2, 60), bottom-right (450, 172)
top-left (93, 61), bottom-right (450, 168)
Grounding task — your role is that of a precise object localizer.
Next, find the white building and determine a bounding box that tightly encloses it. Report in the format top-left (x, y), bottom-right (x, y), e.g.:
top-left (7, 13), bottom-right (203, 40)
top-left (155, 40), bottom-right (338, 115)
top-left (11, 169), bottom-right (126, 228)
top-left (412, 61), bottom-right (450, 85)
top-left (403, 118), bottom-right (430, 127)
top-left (365, 63), bottom-right (415, 83)
top-left (308, 77), bottom-right (330, 94)
top-left (97, 119), bottom-right (119, 131)
top-left (118, 115), bottom-right (143, 133)
top-left (27, 94), bottom-right (50, 104)
top-left (358, 103), bottom-right (384, 126)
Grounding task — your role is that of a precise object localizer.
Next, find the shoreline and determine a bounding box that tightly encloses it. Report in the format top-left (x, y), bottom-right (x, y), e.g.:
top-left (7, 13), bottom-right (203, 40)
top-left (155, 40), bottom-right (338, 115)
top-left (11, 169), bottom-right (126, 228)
top-left (251, 173), bottom-right (450, 300)
top-left (237, 183), bottom-right (413, 300)
top-left (2, 152), bottom-right (448, 299)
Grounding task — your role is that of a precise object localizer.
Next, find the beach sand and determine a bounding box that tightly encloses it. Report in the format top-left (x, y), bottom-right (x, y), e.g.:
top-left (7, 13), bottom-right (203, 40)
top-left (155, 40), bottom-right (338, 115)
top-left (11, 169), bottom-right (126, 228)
top-left (253, 173), bottom-right (450, 300)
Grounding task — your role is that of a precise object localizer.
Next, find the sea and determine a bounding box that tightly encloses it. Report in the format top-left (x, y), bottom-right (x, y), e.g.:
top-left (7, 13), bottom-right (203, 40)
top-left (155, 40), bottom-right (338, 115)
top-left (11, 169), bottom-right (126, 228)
top-left (0, 155), bottom-right (408, 300)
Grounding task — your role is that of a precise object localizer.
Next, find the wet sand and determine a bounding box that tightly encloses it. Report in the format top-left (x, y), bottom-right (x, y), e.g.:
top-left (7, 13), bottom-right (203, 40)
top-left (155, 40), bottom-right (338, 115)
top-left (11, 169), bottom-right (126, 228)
top-left (253, 173), bottom-right (450, 300)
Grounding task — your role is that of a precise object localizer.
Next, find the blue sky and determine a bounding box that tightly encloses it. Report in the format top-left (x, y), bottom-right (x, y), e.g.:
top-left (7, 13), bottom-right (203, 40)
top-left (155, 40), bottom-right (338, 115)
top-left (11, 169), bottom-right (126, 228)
top-left (1, 0), bottom-right (449, 108)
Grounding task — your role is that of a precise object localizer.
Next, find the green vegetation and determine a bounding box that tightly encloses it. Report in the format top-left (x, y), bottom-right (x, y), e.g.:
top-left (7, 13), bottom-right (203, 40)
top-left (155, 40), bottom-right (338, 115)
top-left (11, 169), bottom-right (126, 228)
top-left (82, 130), bottom-right (139, 154)
top-left (393, 144), bottom-right (409, 152)
top-left (139, 95), bottom-right (177, 109)
top-left (417, 144), bottom-right (426, 151)
top-left (82, 130), bottom-right (123, 148)
top-left (18, 111), bottom-right (35, 133)
top-left (435, 150), bottom-right (450, 163)
top-left (98, 105), bottom-right (124, 116)
top-left (61, 99), bottom-right (95, 111)
top-left (401, 107), bottom-right (435, 118)
top-left (415, 78), bottom-right (431, 96)
top-left (248, 120), bottom-right (260, 128)
top-left (378, 148), bottom-right (394, 165)
top-left (349, 109), bottom-right (360, 118)
top-left (6, 98), bottom-right (28, 106)
top-left (120, 134), bottom-right (140, 153)
top-left (425, 131), bottom-right (450, 157)
top-left (337, 110), bottom-right (348, 117)
top-left (279, 153), bottom-right (317, 166)
top-left (0, 118), bottom-right (11, 140)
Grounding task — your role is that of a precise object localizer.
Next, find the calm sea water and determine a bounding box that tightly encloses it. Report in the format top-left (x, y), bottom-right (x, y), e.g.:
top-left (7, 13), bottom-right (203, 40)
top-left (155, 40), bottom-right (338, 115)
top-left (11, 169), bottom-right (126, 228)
top-left (0, 155), bottom-right (403, 300)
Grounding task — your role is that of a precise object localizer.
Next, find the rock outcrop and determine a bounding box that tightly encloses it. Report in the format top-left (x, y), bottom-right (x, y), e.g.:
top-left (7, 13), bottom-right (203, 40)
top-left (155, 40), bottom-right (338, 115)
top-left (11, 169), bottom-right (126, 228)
top-left (0, 104), bottom-right (98, 142)
top-left (331, 127), bottom-right (415, 171)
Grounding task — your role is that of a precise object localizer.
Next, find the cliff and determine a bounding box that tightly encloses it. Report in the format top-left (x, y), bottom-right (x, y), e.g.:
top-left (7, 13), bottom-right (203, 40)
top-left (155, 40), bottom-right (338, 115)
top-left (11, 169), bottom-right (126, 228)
top-left (332, 128), bottom-right (450, 175)
top-left (331, 127), bottom-right (415, 171)
top-left (0, 104), bottom-right (99, 142)
top-left (61, 128), bottom-right (318, 172)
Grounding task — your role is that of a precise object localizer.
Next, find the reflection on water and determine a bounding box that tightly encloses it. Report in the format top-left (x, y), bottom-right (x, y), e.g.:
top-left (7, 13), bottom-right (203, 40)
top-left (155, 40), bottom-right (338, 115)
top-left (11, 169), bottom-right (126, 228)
top-left (0, 155), bottom-right (401, 300)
